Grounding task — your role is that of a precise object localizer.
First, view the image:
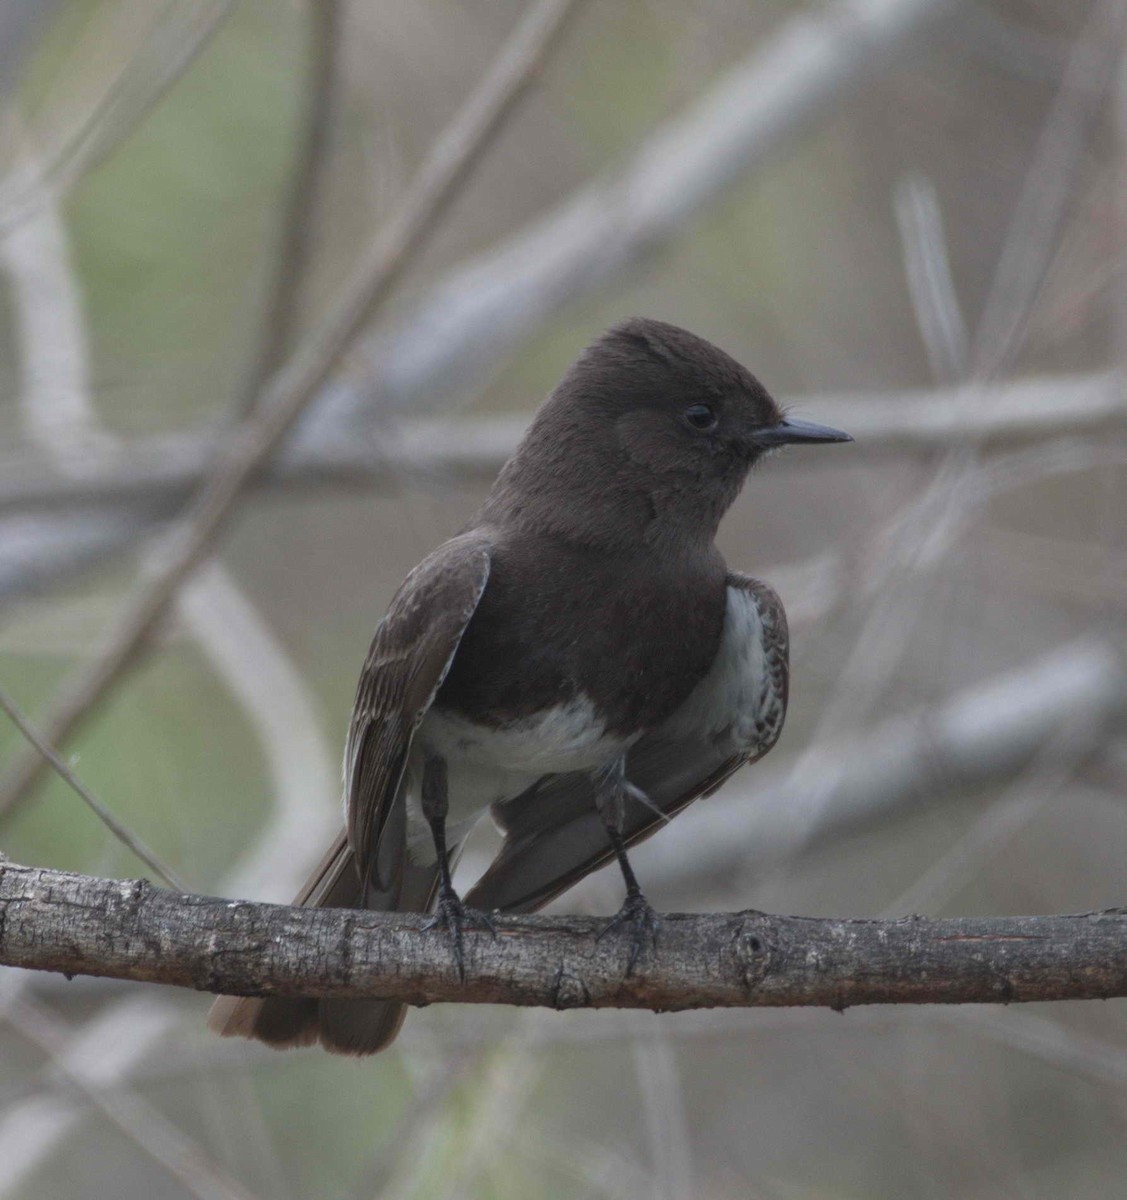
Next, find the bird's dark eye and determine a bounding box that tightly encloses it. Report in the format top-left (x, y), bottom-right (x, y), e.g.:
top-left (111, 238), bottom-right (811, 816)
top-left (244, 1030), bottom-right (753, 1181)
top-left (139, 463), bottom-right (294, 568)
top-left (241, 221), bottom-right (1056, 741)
top-left (684, 403), bottom-right (718, 431)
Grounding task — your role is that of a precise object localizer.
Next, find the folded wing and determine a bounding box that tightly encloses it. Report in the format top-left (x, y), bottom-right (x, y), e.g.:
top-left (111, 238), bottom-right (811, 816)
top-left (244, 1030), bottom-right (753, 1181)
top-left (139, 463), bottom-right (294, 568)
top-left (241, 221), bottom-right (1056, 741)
top-left (209, 532), bottom-right (492, 1055)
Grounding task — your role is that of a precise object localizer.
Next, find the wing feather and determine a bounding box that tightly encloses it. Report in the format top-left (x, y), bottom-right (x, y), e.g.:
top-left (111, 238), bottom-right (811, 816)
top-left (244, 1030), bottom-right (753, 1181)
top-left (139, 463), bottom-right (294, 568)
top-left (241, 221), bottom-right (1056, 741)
top-left (345, 533), bottom-right (491, 893)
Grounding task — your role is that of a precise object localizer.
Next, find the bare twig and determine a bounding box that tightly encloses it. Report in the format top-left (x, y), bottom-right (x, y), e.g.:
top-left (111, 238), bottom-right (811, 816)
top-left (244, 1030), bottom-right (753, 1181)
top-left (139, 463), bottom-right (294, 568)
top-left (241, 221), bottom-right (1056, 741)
top-left (1, 861), bottom-right (1124, 1010)
top-left (0, 0), bottom-right (586, 818)
top-left (236, 0), bottom-right (341, 416)
top-left (0, 511), bottom-right (157, 602)
top-left (893, 172), bottom-right (969, 384)
top-left (0, 684), bottom-right (184, 890)
top-left (972, 0), bottom-right (1127, 379)
top-left (4, 992), bottom-right (265, 1200)
top-left (630, 641), bottom-right (1127, 893)
top-left (0, 0), bottom-right (967, 607)
top-left (0, 136), bottom-right (335, 906)
top-left (321, 0), bottom-right (957, 424)
top-left (0, 151), bottom-right (192, 892)
top-left (0, 1), bottom-right (235, 234)
top-left (2, 373), bottom-right (1122, 524)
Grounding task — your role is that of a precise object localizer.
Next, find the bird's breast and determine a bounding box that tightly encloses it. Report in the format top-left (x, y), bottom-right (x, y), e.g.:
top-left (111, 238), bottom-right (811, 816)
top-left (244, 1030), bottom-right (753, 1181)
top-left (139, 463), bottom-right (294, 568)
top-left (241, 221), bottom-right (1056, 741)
top-left (404, 699), bottom-right (636, 863)
top-left (436, 539), bottom-right (728, 737)
top-left (419, 696), bottom-right (635, 777)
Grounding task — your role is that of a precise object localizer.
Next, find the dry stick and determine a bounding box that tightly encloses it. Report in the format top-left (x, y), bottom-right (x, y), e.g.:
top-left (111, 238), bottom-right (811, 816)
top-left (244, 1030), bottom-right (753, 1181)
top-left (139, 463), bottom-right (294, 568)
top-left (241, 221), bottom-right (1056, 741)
top-left (3, 372), bottom-right (1124, 521)
top-left (893, 172), bottom-right (969, 385)
top-left (0, 146), bottom-right (190, 896)
top-left (0, 0), bottom-right (585, 820)
top-left (787, 4), bottom-right (1127, 832)
top-left (0, 1), bottom-right (235, 235)
top-left (0, 683), bottom-right (184, 891)
top-left (0, 0), bottom-right (962, 603)
top-left (2, 143), bottom-right (337, 936)
top-left (1, 861), bottom-right (1125, 1009)
top-left (972, 0), bottom-right (1127, 381)
top-left (0, 163), bottom-right (326, 1190)
top-left (235, 0), bottom-right (340, 416)
top-left (7, 994), bottom-right (265, 1200)
top-left (22, 639), bottom-right (1126, 994)
top-left (631, 639), bottom-right (1127, 892)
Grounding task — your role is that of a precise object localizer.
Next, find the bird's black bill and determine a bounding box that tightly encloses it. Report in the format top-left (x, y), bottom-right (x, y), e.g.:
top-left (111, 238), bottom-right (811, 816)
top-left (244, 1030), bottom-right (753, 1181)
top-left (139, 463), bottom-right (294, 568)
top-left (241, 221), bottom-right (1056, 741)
top-left (754, 417), bottom-right (853, 446)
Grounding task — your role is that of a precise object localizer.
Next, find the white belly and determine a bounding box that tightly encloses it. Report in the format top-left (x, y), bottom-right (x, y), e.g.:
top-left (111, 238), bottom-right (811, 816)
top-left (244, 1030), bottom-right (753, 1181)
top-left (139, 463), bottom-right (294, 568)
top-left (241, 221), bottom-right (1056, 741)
top-left (404, 696), bottom-right (635, 863)
top-left (659, 583), bottom-right (775, 751)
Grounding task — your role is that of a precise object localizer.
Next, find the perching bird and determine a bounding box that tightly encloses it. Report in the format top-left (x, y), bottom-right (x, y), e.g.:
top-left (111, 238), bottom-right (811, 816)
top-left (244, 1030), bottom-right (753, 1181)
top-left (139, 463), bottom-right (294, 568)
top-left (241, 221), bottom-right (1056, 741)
top-left (208, 318), bottom-right (851, 1054)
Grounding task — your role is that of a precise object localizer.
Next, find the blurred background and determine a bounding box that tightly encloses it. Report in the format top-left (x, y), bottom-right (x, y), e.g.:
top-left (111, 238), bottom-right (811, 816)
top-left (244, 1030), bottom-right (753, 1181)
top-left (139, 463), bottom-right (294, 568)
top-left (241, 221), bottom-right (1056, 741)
top-left (0, 0), bottom-right (1125, 1196)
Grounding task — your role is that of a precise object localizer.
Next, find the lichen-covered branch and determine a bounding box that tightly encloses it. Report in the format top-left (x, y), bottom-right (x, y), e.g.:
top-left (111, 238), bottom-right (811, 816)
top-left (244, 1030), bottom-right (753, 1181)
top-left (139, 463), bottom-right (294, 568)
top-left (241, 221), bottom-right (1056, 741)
top-left (2, 862), bottom-right (1123, 1013)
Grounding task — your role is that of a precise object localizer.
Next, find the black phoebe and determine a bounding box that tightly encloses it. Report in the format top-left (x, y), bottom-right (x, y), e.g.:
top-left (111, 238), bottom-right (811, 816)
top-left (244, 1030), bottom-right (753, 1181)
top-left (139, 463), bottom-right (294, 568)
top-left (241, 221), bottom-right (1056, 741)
top-left (208, 318), bottom-right (851, 1054)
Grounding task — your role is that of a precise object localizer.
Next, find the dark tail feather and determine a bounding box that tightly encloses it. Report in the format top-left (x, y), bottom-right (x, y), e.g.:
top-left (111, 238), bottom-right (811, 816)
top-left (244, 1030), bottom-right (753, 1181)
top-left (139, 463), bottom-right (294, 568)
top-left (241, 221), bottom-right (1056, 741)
top-left (207, 831), bottom-right (439, 1056)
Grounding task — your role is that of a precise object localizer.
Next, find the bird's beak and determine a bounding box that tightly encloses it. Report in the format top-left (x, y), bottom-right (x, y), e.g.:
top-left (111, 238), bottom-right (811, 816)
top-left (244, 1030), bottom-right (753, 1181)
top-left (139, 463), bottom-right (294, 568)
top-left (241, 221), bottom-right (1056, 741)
top-left (753, 416), bottom-right (853, 446)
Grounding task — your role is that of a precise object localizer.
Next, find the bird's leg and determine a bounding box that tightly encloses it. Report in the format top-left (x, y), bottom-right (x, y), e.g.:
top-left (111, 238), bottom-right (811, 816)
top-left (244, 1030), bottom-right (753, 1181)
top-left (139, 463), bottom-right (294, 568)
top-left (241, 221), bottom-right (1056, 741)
top-left (593, 757), bottom-right (659, 974)
top-left (419, 754), bottom-right (495, 980)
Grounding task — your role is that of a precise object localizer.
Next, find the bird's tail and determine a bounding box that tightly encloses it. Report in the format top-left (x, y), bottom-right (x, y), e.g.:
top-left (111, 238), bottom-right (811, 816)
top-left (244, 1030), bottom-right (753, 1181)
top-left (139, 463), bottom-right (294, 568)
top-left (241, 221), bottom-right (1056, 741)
top-left (206, 830), bottom-right (440, 1056)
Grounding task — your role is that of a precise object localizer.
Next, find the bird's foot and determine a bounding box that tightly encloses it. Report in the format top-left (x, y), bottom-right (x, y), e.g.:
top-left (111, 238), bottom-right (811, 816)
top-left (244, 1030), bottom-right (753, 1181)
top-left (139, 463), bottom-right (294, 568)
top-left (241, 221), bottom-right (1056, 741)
top-left (423, 888), bottom-right (497, 981)
top-left (597, 889), bottom-right (660, 976)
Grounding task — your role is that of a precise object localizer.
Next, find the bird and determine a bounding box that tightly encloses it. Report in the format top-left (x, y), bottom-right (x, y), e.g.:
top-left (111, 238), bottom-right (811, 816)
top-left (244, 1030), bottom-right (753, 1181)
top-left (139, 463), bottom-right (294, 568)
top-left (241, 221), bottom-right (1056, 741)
top-left (208, 317), bottom-right (851, 1055)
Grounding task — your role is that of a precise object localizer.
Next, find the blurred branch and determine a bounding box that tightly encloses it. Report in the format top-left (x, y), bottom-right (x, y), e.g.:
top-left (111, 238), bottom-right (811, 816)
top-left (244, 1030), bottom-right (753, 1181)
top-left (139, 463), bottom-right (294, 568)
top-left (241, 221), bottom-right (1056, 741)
top-left (633, 641), bottom-right (1127, 891)
top-left (0, 127), bottom-right (337, 1194)
top-left (309, 0), bottom-right (959, 427)
top-left (0, 683), bottom-right (184, 889)
top-left (0, 512), bottom-right (157, 602)
top-left (0, 0), bottom-right (586, 819)
top-left (4, 992), bottom-right (265, 1200)
top-left (236, 0), bottom-right (340, 416)
top-left (893, 172), bottom-right (969, 384)
top-left (0, 0), bottom-right (968, 605)
top-left (2, 861), bottom-right (1125, 1010)
top-left (2, 372), bottom-right (1122, 523)
top-left (178, 562), bottom-right (338, 903)
top-left (0, 149), bottom-right (189, 893)
top-left (0, 143), bottom-right (335, 895)
top-left (0, 1), bottom-right (235, 234)
top-left (972, 0), bottom-right (1127, 379)
top-left (0, 145), bottom-right (158, 600)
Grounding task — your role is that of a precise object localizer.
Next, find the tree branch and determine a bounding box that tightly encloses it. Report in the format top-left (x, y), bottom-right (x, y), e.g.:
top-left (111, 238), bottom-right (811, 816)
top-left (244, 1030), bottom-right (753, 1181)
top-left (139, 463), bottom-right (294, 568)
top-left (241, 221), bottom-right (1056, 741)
top-left (235, 0), bottom-right (341, 416)
top-left (0, 0), bottom-right (967, 607)
top-left (2, 862), bottom-right (1124, 1012)
top-left (0, 0), bottom-right (585, 819)
top-left (633, 640), bottom-right (1127, 892)
top-left (2, 373), bottom-right (1123, 521)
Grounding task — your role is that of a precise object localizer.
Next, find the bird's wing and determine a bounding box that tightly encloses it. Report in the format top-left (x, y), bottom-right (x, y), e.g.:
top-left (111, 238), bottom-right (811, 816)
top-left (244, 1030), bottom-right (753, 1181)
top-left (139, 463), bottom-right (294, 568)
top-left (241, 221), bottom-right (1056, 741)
top-left (465, 574), bottom-right (788, 914)
top-left (345, 533), bottom-right (491, 899)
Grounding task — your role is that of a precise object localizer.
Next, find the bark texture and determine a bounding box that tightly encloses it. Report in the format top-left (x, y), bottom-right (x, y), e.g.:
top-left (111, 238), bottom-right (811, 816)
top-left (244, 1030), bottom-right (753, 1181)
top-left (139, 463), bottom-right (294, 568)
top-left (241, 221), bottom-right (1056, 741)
top-left (1, 862), bottom-right (1124, 1013)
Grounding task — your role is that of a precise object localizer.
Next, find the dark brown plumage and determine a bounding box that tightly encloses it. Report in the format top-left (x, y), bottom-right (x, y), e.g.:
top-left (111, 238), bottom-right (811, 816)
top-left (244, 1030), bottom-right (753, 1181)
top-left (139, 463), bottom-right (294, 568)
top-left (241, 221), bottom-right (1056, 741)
top-left (208, 318), bottom-right (851, 1055)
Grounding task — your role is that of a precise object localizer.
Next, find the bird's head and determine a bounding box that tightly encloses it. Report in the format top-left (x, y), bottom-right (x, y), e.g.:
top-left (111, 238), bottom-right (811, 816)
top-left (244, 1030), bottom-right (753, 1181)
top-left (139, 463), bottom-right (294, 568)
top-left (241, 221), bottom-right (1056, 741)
top-left (574, 317), bottom-right (851, 477)
top-left (487, 318), bottom-right (851, 549)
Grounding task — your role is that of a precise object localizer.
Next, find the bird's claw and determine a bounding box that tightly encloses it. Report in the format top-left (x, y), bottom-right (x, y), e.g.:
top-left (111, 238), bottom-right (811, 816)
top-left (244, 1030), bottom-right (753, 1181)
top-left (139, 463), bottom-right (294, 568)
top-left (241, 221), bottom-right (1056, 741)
top-left (597, 890), bottom-right (660, 976)
top-left (423, 889), bottom-right (497, 981)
